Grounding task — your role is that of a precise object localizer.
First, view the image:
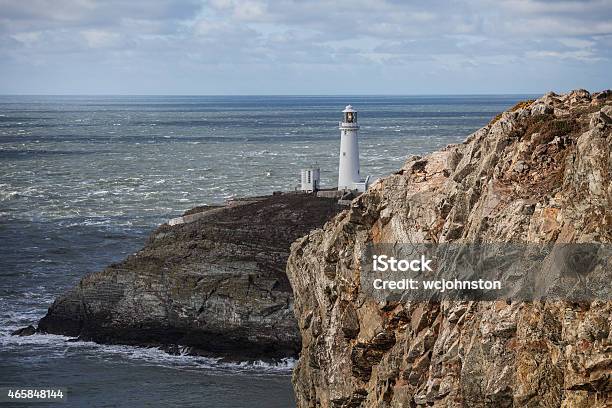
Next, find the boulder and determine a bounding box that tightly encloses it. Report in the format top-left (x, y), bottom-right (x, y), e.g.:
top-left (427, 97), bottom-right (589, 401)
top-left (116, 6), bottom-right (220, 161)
top-left (11, 325), bottom-right (36, 336)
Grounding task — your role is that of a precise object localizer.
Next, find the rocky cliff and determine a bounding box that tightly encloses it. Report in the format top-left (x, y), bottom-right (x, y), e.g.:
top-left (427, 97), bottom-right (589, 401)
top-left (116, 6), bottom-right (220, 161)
top-left (287, 90), bottom-right (612, 407)
top-left (38, 193), bottom-right (341, 360)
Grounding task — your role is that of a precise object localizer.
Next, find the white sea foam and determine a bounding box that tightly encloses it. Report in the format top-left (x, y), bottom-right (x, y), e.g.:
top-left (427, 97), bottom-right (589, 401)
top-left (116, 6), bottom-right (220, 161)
top-left (1, 330), bottom-right (294, 375)
top-left (0, 190), bottom-right (18, 201)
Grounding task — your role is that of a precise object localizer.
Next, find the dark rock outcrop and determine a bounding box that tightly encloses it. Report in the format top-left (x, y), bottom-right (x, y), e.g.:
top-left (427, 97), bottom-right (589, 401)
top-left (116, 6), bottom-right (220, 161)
top-left (38, 193), bottom-right (341, 360)
top-left (287, 90), bottom-right (612, 407)
top-left (11, 325), bottom-right (36, 336)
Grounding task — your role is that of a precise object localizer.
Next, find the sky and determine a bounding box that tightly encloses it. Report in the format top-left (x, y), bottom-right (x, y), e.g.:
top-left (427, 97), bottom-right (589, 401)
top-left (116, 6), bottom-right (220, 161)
top-left (0, 0), bottom-right (611, 95)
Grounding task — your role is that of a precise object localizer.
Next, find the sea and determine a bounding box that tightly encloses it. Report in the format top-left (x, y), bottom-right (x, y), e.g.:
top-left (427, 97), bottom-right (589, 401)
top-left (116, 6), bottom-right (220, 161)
top-left (0, 95), bottom-right (529, 407)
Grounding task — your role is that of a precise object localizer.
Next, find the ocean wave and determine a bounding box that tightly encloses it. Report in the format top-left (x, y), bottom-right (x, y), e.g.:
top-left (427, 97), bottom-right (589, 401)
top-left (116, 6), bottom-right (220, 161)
top-left (59, 218), bottom-right (112, 227)
top-left (0, 190), bottom-right (18, 201)
top-left (0, 331), bottom-right (294, 375)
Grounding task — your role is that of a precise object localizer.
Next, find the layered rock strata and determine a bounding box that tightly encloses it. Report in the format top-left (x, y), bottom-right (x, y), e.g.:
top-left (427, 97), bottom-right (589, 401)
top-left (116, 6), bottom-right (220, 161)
top-left (38, 193), bottom-right (341, 360)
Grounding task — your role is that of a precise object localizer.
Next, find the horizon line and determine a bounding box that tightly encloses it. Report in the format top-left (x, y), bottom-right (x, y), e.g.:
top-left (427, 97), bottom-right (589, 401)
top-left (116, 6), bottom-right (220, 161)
top-left (0, 92), bottom-right (544, 97)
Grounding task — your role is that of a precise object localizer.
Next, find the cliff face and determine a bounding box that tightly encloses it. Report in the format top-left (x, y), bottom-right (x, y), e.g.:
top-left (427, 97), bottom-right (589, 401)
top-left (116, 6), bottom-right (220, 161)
top-left (287, 90), bottom-right (612, 407)
top-left (39, 193), bottom-right (341, 360)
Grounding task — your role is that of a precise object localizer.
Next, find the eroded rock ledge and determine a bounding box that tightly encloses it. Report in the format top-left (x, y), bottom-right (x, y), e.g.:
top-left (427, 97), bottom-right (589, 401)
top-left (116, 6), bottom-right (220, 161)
top-left (287, 90), bottom-right (612, 407)
top-left (38, 193), bottom-right (341, 360)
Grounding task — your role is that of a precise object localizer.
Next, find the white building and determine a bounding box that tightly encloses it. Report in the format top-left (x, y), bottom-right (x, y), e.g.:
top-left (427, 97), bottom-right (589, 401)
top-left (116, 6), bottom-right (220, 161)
top-left (300, 167), bottom-right (320, 192)
top-left (338, 105), bottom-right (369, 192)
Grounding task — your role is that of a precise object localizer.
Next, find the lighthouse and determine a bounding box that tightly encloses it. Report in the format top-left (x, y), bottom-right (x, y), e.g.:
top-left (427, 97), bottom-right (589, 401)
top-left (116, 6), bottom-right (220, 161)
top-left (338, 105), bottom-right (369, 192)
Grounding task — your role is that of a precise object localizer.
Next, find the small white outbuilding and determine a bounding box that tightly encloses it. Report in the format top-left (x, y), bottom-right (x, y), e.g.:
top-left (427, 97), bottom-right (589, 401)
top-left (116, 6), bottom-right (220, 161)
top-left (300, 167), bottom-right (320, 192)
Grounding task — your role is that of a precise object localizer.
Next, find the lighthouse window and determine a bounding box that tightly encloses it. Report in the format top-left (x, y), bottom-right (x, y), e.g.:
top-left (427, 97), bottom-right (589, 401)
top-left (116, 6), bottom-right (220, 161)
top-left (308, 171), bottom-right (311, 183)
top-left (343, 152), bottom-right (346, 156)
top-left (346, 112), bottom-right (354, 123)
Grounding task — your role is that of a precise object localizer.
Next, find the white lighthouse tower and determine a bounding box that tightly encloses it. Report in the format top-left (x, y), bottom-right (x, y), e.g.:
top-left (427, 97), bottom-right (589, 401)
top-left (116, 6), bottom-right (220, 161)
top-left (338, 105), bottom-right (369, 192)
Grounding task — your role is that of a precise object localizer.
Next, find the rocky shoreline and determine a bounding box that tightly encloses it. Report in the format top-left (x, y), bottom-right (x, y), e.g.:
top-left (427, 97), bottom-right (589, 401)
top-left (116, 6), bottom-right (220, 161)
top-left (34, 192), bottom-right (342, 360)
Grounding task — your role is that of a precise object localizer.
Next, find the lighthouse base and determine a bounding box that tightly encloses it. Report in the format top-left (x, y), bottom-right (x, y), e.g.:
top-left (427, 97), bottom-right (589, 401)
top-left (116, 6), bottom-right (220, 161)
top-left (338, 175), bottom-right (371, 193)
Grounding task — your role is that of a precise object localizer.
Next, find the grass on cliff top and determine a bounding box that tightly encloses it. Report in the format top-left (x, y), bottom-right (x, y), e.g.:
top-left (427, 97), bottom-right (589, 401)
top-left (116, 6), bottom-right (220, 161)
top-left (489, 99), bottom-right (536, 126)
top-left (509, 113), bottom-right (583, 143)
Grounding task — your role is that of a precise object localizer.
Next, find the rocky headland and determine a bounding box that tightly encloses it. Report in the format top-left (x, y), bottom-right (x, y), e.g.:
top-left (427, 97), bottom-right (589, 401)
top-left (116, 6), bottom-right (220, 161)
top-left (36, 193), bottom-right (342, 360)
top-left (287, 90), bottom-right (612, 407)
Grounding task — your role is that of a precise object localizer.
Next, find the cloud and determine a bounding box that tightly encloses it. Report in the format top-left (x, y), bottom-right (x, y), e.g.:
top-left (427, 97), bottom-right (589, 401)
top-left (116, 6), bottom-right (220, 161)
top-left (81, 29), bottom-right (121, 48)
top-left (526, 49), bottom-right (602, 62)
top-left (0, 0), bottom-right (610, 93)
top-left (558, 38), bottom-right (596, 48)
top-left (10, 30), bottom-right (41, 46)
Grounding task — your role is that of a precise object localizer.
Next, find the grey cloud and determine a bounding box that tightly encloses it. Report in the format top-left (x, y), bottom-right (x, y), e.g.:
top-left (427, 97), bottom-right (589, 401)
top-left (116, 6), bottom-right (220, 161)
top-left (0, 0), bottom-right (610, 93)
